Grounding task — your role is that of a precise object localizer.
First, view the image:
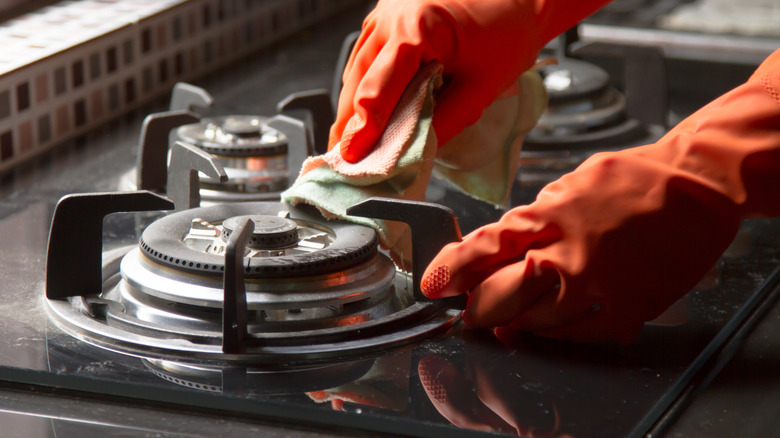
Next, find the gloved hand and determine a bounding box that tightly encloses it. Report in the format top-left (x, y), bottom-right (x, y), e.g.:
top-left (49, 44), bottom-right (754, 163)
top-left (330, 0), bottom-right (610, 163)
top-left (421, 50), bottom-right (780, 344)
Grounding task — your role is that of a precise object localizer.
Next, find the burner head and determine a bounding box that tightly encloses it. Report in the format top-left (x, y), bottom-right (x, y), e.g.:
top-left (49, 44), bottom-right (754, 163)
top-left (221, 215), bottom-right (299, 250)
top-left (172, 115), bottom-right (292, 201)
top-left (221, 117), bottom-right (264, 137)
top-left (517, 57), bottom-right (664, 189)
top-left (525, 57), bottom-right (642, 151)
top-left (176, 115), bottom-right (288, 157)
top-left (139, 203), bottom-right (377, 278)
top-left (118, 112), bottom-right (293, 204)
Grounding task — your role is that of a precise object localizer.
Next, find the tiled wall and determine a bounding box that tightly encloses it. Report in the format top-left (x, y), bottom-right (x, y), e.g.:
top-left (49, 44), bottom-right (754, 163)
top-left (0, 0), bottom-right (362, 173)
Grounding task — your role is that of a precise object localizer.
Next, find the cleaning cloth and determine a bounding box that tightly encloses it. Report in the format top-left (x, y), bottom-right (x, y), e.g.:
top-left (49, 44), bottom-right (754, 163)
top-left (282, 63), bottom-right (547, 263)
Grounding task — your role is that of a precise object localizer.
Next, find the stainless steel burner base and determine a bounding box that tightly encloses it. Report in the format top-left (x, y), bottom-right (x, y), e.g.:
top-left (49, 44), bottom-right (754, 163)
top-left (45, 246), bottom-right (461, 366)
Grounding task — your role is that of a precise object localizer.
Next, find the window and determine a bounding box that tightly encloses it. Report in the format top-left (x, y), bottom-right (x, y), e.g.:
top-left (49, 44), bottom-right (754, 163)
top-left (38, 115), bottom-right (51, 143)
top-left (159, 59), bottom-right (169, 83)
top-left (18, 121), bottom-right (32, 153)
top-left (106, 47), bottom-right (118, 73)
top-left (141, 28), bottom-right (152, 54)
top-left (108, 84), bottom-right (119, 110)
top-left (89, 53), bottom-right (101, 80)
top-left (173, 17), bottom-right (183, 41)
top-left (0, 90), bottom-right (11, 120)
top-left (54, 67), bottom-right (67, 95)
top-left (157, 25), bottom-right (167, 49)
top-left (203, 4), bottom-right (212, 28)
top-left (123, 39), bottom-right (134, 65)
top-left (174, 52), bottom-right (184, 76)
top-left (55, 104), bottom-right (69, 135)
top-left (34, 74), bottom-right (48, 103)
top-left (90, 90), bottom-right (104, 117)
top-left (124, 78), bottom-right (136, 103)
top-left (16, 82), bottom-right (30, 111)
top-left (0, 131), bottom-right (13, 161)
top-left (203, 40), bottom-right (212, 65)
top-left (72, 60), bottom-right (84, 88)
top-left (74, 100), bottom-right (86, 127)
top-left (142, 67), bottom-right (153, 92)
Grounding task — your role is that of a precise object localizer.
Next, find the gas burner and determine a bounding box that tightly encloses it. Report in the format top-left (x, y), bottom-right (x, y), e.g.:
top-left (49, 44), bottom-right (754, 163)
top-left (177, 115), bottom-right (287, 155)
top-left (44, 194), bottom-right (462, 366)
top-left (525, 58), bottom-right (644, 150)
top-left (177, 115), bottom-right (288, 156)
top-left (128, 203), bottom-right (388, 309)
top-left (173, 116), bottom-right (291, 199)
top-left (519, 57), bottom-right (666, 187)
top-left (120, 83), bottom-right (314, 204)
top-left (120, 30), bottom-right (358, 205)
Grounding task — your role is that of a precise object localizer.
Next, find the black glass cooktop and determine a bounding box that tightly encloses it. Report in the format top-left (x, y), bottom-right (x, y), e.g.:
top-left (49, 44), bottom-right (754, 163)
top-left (0, 6), bottom-right (778, 438)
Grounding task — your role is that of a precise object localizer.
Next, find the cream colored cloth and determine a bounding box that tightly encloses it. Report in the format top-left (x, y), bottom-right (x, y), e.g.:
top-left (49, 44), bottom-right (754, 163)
top-left (434, 70), bottom-right (547, 206)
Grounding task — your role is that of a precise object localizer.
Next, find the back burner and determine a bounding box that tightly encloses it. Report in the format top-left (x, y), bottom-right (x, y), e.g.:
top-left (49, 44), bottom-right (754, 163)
top-left (517, 33), bottom-right (669, 190)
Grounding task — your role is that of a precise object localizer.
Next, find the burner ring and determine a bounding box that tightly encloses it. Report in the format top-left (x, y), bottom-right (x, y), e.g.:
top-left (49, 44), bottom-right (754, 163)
top-left (175, 115), bottom-right (288, 158)
top-left (139, 203), bottom-right (378, 278)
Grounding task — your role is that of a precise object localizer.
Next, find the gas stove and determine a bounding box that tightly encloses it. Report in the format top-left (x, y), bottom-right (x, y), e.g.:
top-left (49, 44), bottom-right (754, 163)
top-left (1, 5), bottom-right (780, 438)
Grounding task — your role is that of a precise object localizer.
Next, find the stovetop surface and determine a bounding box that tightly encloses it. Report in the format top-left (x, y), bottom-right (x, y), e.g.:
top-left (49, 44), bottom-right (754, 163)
top-left (1, 6), bottom-right (779, 438)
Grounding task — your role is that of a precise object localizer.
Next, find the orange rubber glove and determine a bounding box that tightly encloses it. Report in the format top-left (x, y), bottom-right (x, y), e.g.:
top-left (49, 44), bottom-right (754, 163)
top-left (330, 0), bottom-right (610, 163)
top-left (421, 49), bottom-right (780, 344)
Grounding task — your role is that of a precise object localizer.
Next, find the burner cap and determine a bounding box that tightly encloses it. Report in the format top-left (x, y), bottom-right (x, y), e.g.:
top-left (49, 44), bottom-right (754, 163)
top-left (176, 115), bottom-right (288, 158)
top-left (139, 202), bottom-right (378, 278)
top-left (221, 215), bottom-right (298, 249)
top-left (539, 58), bottom-right (610, 104)
top-left (220, 117), bottom-right (263, 137)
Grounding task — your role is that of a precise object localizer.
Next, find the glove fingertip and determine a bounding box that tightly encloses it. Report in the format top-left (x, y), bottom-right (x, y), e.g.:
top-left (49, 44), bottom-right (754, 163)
top-left (421, 264), bottom-right (455, 298)
top-left (339, 141), bottom-right (365, 163)
top-left (338, 111), bottom-right (389, 163)
top-left (337, 114), bottom-right (370, 163)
